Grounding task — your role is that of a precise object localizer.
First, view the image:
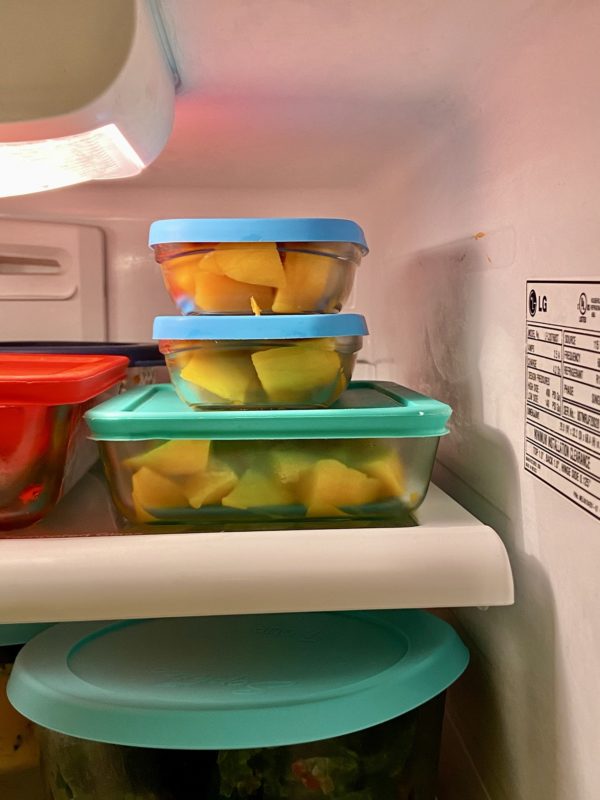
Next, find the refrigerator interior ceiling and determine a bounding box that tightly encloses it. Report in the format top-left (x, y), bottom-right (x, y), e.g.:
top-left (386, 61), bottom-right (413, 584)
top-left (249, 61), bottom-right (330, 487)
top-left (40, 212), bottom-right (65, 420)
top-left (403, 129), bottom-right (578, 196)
top-left (0, 0), bottom-right (176, 197)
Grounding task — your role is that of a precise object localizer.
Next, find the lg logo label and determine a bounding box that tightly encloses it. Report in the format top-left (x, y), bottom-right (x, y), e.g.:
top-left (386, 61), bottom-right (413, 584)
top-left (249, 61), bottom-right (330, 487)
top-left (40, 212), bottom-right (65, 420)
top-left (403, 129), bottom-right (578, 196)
top-left (529, 289), bottom-right (547, 317)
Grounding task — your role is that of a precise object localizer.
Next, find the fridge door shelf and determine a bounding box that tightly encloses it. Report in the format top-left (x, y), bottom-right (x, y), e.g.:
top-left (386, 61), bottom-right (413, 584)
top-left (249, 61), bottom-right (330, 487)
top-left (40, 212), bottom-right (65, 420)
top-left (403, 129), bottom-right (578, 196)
top-left (0, 471), bottom-right (513, 622)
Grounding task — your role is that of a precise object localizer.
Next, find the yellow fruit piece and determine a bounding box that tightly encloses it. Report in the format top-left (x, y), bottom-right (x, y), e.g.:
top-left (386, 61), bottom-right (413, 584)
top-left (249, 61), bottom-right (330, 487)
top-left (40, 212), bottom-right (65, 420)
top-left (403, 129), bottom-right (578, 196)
top-left (124, 440), bottom-right (211, 477)
top-left (250, 296), bottom-right (262, 315)
top-left (252, 345), bottom-right (341, 403)
top-left (270, 448), bottom-right (317, 484)
top-left (213, 242), bottom-right (285, 288)
top-left (306, 503), bottom-right (349, 518)
top-left (180, 349), bottom-right (260, 404)
top-left (0, 666), bottom-right (39, 771)
top-left (181, 459), bottom-right (238, 508)
top-left (294, 337), bottom-right (337, 350)
top-left (172, 251), bottom-right (221, 274)
top-left (195, 271), bottom-right (274, 312)
top-left (132, 492), bottom-right (158, 522)
top-left (222, 468), bottom-right (294, 509)
top-left (272, 252), bottom-right (336, 312)
top-left (131, 467), bottom-right (187, 509)
top-left (300, 458), bottom-right (380, 508)
top-left (360, 448), bottom-right (405, 498)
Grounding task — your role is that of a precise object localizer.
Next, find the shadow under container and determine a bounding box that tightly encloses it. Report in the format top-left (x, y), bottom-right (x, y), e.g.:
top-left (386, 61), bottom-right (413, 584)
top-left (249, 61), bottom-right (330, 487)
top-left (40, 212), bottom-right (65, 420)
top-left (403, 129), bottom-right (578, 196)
top-left (0, 354), bottom-right (128, 530)
top-left (153, 313), bottom-right (367, 410)
top-left (8, 611), bottom-right (469, 800)
top-left (0, 342), bottom-right (167, 390)
top-left (0, 624), bottom-right (53, 800)
top-left (149, 217), bottom-right (368, 315)
top-left (85, 381), bottom-right (452, 526)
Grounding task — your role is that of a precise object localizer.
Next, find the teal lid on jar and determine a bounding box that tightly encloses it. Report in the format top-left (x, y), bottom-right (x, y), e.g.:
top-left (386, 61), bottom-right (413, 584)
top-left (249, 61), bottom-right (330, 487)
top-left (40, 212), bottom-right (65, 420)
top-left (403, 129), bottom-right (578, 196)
top-left (85, 381), bottom-right (452, 441)
top-left (149, 218), bottom-right (368, 253)
top-left (8, 611), bottom-right (468, 749)
top-left (153, 313), bottom-right (368, 340)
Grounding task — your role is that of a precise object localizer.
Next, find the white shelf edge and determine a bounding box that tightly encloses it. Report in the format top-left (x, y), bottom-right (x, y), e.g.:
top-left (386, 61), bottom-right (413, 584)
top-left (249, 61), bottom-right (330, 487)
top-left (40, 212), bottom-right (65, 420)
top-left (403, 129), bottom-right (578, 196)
top-left (0, 481), bottom-right (514, 623)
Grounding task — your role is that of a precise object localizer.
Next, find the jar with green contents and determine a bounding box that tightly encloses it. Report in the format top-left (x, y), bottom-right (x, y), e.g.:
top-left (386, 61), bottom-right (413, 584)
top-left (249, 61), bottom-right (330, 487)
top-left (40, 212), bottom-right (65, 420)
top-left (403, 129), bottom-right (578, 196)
top-left (8, 611), bottom-right (469, 799)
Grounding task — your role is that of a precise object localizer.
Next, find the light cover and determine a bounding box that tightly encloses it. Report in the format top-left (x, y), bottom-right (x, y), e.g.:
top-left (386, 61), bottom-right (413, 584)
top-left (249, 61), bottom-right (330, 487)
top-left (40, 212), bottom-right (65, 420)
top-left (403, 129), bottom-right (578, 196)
top-left (0, 124), bottom-right (146, 198)
top-left (0, 0), bottom-right (176, 197)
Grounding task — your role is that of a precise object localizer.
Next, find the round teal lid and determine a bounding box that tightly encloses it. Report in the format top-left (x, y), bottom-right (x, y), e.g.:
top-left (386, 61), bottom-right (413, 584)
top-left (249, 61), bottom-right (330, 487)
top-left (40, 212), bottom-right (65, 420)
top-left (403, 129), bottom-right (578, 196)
top-left (0, 623), bottom-right (52, 646)
top-left (8, 611), bottom-right (468, 749)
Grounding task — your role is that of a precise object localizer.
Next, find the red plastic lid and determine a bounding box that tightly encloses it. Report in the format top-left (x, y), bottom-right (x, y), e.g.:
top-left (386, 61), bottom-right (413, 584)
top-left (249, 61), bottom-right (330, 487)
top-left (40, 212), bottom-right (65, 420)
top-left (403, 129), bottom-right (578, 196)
top-left (0, 354), bottom-right (128, 405)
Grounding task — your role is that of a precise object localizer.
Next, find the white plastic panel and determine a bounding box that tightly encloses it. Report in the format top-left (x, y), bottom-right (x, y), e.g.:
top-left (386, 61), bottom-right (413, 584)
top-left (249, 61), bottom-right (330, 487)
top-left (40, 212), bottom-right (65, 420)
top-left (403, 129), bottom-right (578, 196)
top-left (0, 475), bottom-right (512, 623)
top-left (0, 218), bottom-right (105, 339)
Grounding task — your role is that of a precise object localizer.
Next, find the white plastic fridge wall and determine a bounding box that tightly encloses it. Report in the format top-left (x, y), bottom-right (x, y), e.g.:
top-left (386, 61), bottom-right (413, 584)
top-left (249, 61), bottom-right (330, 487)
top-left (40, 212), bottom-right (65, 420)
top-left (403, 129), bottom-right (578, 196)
top-left (0, 2), bottom-right (598, 798)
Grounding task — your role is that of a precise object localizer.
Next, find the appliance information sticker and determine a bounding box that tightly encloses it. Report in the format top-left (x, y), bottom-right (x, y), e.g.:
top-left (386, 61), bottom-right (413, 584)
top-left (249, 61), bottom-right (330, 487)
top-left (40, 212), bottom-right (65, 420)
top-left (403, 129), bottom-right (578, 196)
top-left (526, 281), bottom-right (600, 520)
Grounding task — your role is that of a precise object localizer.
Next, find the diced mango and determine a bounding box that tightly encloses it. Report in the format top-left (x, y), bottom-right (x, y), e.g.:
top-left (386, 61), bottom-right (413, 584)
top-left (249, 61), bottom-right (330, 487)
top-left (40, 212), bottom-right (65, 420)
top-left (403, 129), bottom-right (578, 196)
top-left (180, 350), bottom-right (260, 404)
top-left (210, 242), bottom-right (285, 288)
top-left (132, 492), bottom-right (158, 523)
top-left (272, 252), bottom-right (337, 312)
top-left (299, 458), bottom-right (380, 508)
top-left (305, 502), bottom-right (349, 518)
top-left (270, 447), bottom-right (317, 485)
top-left (195, 271), bottom-right (274, 312)
top-left (181, 459), bottom-right (238, 508)
top-left (124, 440), bottom-right (210, 477)
top-left (252, 345), bottom-right (341, 403)
top-left (131, 467), bottom-right (187, 509)
top-left (360, 448), bottom-right (405, 498)
top-left (222, 468), bottom-right (294, 508)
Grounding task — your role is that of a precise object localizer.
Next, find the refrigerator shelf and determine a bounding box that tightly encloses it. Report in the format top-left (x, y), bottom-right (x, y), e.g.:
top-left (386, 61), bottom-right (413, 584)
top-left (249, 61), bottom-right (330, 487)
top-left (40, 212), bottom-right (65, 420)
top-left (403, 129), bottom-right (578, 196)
top-left (0, 472), bottom-right (513, 622)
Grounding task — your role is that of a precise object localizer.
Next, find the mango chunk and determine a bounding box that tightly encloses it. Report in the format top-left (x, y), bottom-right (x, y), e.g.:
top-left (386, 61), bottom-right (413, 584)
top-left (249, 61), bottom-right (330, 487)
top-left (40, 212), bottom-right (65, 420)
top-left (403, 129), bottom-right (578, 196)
top-left (132, 492), bottom-right (158, 523)
top-left (272, 252), bottom-right (337, 312)
top-left (252, 345), bottom-right (341, 403)
top-left (300, 458), bottom-right (380, 508)
top-left (222, 468), bottom-right (294, 509)
top-left (181, 459), bottom-right (238, 508)
top-left (124, 440), bottom-right (210, 477)
top-left (131, 467), bottom-right (187, 509)
top-left (270, 447), bottom-right (317, 485)
top-left (306, 502), bottom-right (349, 518)
top-left (180, 350), bottom-right (260, 404)
top-left (360, 448), bottom-right (405, 498)
top-left (210, 242), bottom-right (285, 288)
top-left (195, 271), bottom-right (274, 312)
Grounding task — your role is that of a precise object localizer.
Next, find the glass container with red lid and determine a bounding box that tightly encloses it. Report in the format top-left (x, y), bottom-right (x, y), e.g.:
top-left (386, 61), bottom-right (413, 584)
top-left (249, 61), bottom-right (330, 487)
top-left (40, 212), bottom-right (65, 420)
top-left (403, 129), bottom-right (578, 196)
top-left (0, 354), bottom-right (127, 530)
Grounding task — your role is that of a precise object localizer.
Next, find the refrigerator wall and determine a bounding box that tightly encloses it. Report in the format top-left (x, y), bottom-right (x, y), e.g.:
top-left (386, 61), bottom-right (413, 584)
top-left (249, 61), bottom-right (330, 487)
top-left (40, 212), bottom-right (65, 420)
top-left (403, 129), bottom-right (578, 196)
top-left (0, 2), bottom-right (599, 798)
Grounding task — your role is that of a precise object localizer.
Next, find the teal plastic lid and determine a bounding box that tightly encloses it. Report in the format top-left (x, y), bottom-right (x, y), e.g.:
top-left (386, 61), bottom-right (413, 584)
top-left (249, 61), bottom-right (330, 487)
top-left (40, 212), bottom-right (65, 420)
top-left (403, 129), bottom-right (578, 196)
top-left (153, 313), bottom-right (368, 341)
top-left (85, 381), bottom-right (452, 441)
top-left (149, 218), bottom-right (368, 253)
top-left (8, 611), bottom-right (468, 749)
top-left (0, 623), bottom-right (52, 646)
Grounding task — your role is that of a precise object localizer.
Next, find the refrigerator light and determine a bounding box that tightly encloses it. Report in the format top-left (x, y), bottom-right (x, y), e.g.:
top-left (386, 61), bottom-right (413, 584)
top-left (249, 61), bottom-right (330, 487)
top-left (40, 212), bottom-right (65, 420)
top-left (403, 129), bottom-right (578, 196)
top-left (0, 124), bottom-right (146, 198)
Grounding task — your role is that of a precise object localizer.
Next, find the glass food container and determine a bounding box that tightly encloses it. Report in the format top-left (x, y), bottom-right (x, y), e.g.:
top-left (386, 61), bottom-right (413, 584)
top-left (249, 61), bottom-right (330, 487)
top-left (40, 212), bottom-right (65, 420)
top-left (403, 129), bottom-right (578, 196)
top-left (149, 217), bottom-right (368, 315)
top-left (8, 611), bottom-right (469, 800)
top-left (0, 343), bottom-right (167, 390)
top-left (85, 381), bottom-right (452, 526)
top-left (153, 314), bottom-right (367, 410)
top-left (0, 354), bottom-right (128, 530)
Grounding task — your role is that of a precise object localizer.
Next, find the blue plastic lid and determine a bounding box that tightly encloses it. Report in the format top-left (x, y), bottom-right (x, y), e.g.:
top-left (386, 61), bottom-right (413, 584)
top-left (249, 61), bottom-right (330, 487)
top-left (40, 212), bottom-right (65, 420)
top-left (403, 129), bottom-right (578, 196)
top-left (85, 381), bottom-right (452, 440)
top-left (149, 218), bottom-right (368, 253)
top-left (0, 623), bottom-right (53, 646)
top-left (153, 313), bottom-right (368, 341)
top-left (0, 342), bottom-right (164, 368)
top-left (8, 611), bottom-right (468, 749)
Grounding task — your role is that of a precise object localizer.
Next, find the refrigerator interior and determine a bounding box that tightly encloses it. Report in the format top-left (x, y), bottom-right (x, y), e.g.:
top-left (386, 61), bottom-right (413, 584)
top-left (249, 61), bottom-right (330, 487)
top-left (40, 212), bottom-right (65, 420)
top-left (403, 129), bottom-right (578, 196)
top-left (1, 1), bottom-right (599, 798)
